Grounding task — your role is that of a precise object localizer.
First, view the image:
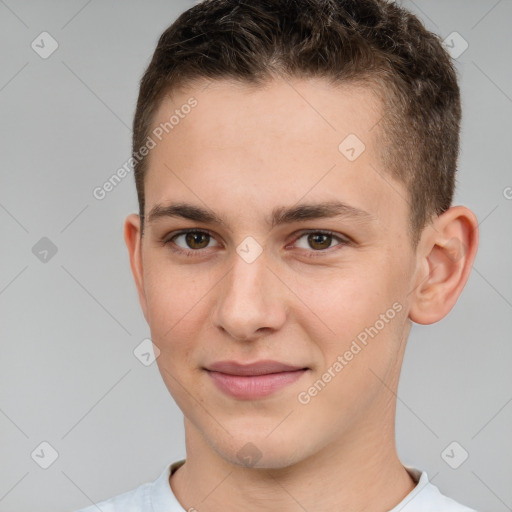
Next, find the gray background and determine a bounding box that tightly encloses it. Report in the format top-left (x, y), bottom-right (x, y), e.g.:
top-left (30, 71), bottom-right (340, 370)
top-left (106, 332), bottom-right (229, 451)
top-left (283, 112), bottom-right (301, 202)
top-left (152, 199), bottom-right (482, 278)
top-left (0, 1), bottom-right (511, 511)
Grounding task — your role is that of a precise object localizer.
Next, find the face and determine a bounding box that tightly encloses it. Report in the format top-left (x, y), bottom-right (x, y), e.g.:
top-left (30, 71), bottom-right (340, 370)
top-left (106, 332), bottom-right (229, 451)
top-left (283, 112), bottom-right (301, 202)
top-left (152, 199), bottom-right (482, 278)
top-left (126, 77), bottom-right (420, 468)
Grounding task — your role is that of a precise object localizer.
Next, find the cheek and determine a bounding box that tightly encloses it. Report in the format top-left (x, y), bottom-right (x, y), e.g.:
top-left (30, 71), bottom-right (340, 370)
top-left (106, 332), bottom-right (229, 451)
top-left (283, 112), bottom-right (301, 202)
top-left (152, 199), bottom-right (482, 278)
top-left (297, 310), bottom-right (406, 434)
top-left (141, 266), bottom-right (202, 379)
top-left (143, 253), bottom-right (212, 333)
top-left (146, 265), bottom-right (210, 409)
top-left (295, 267), bottom-right (405, 389)
top-left (293, 268), bottom-right (387, 343)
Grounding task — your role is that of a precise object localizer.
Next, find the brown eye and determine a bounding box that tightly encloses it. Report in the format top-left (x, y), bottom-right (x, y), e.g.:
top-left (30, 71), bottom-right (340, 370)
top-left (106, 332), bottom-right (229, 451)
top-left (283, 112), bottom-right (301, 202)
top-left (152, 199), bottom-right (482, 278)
top-left (184, 231), bottom-right (210, 249)
top-left (293, 230), bottom-right (348, 255)
top-left (167, 230), bottom-right (219, 253)
top-left (307, 233), bottom-right (332, 250)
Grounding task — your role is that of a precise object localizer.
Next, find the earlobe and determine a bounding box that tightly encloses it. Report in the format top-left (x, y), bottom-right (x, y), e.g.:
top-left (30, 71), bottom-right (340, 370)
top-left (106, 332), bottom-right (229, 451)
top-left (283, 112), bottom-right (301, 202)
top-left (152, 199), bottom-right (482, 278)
top-left (408, 206), bottom-right (479, 325)
top-left (123, 213), bottom-right (149, 322)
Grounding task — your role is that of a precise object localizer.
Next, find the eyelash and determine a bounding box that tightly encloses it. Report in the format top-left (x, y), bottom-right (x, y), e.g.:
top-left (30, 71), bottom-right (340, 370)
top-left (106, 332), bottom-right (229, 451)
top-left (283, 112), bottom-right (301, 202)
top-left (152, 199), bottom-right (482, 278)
top-left (161, 228), bottom-right (350, 259)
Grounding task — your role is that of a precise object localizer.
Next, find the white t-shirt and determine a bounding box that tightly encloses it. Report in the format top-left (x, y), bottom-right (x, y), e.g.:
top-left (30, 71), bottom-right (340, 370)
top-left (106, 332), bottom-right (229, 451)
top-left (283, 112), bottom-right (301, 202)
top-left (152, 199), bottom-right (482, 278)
top-left (73, 460), bottom-right (477, 512)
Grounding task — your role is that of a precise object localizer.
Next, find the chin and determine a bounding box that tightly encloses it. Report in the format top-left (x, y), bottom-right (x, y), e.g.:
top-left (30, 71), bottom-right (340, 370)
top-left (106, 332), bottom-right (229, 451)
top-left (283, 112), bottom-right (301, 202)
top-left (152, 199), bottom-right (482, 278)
top-left (211, 431), bottom-right (306, 470)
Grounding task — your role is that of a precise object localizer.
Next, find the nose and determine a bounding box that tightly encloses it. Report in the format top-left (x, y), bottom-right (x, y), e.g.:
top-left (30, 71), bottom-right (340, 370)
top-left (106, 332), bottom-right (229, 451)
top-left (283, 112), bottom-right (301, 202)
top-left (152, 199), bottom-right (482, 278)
top-left (210, 247), bottom-right (287, 342)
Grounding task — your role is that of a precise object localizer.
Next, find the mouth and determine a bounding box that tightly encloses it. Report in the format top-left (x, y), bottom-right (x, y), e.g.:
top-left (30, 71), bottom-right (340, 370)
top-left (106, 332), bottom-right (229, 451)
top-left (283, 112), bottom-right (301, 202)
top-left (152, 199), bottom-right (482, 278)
top-left (204, 360), bottom-right (309, 399)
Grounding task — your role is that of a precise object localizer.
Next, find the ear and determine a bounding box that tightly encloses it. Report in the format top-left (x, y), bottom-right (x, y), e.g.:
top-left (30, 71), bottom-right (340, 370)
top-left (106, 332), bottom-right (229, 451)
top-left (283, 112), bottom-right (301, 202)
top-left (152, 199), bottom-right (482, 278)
top-left (124, 213), bottom-right (149, 323)
top-left (408, 205), bottom-right (479, 325)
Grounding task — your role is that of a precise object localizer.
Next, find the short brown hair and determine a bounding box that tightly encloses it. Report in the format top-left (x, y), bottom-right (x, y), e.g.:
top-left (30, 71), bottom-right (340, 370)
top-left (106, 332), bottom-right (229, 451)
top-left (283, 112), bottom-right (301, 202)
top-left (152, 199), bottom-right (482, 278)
top-left (132, 0), bottom-right (461, 247)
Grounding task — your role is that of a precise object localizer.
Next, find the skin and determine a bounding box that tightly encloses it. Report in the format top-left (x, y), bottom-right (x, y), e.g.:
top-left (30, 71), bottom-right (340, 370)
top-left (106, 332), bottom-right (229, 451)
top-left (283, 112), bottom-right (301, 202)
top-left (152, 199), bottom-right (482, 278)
top-left (124, 77), bottom-right (479, 512)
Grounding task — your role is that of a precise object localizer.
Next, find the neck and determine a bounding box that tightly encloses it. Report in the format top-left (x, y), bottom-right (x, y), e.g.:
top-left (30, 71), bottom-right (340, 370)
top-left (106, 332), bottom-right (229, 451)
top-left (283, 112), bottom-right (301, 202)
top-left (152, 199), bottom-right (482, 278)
top-left (170, 405), bottom-right (416, 512)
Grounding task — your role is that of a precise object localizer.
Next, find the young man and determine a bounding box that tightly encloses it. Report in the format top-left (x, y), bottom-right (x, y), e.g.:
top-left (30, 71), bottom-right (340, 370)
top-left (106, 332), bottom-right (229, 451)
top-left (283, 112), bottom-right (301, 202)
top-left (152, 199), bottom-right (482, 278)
top-left (76, 0), bottom-right (479, 510)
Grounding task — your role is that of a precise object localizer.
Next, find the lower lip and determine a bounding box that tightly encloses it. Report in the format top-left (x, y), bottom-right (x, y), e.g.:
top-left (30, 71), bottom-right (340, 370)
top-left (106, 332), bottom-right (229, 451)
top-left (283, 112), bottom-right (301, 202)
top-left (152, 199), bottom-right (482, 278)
top-left (207, 369), bottom-right (307, 399)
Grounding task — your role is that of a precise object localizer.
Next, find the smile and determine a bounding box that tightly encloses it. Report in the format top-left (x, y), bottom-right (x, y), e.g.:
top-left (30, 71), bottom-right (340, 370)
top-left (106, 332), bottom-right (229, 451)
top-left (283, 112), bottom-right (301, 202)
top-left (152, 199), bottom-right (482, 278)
top-left (205, 368), bottom-right (308, 399)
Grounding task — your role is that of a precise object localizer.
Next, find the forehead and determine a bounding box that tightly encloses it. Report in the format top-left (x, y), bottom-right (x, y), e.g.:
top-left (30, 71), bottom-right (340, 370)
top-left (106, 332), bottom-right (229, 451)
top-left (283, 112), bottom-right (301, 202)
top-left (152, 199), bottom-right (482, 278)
top-left (154, 77), bottom-right (383, 149)
top-left (143, 77), bottom-right (407, 236)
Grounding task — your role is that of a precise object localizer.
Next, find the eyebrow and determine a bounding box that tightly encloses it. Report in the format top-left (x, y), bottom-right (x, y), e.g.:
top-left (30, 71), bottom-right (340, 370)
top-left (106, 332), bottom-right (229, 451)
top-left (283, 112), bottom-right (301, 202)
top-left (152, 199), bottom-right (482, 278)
top-left (145, 200), bottom-right (376, 230)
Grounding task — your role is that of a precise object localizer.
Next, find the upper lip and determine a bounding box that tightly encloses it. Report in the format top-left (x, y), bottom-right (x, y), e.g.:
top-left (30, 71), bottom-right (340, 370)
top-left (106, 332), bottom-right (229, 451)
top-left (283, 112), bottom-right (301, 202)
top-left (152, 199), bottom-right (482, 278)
top-left (205, 360), bottom-right (307, 376)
